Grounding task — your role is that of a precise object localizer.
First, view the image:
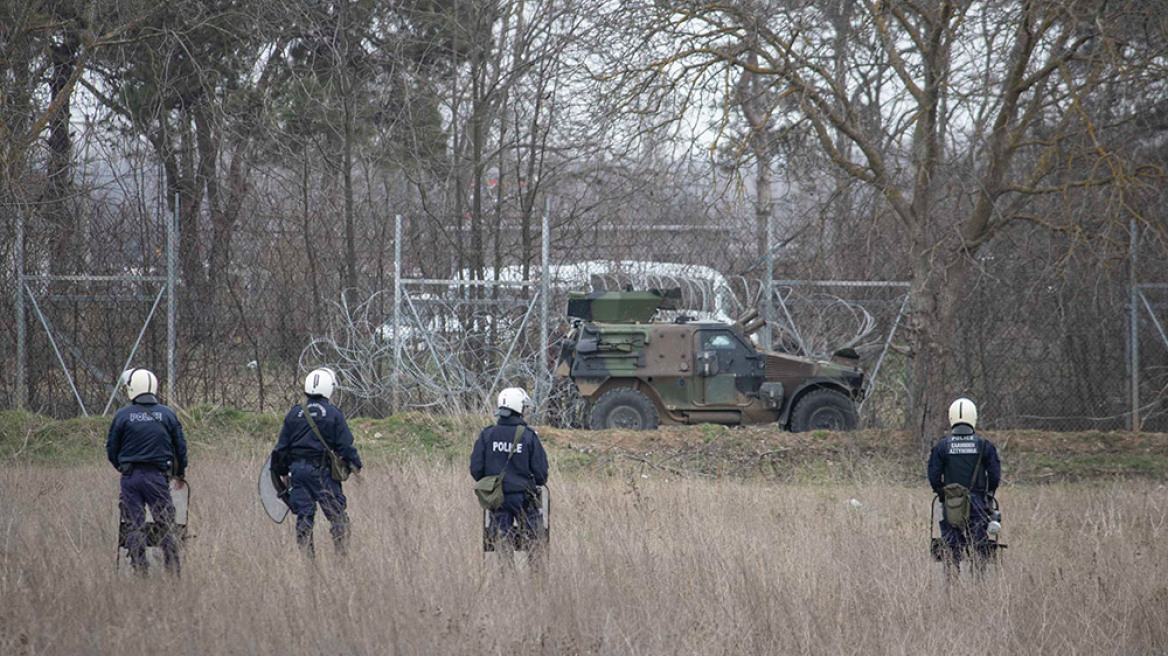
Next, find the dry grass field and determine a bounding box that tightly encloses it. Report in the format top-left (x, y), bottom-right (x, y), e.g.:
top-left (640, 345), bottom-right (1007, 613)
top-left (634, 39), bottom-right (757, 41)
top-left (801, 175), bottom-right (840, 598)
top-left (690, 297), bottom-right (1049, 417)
top-left (1, 456), bottom-right (1165, 655)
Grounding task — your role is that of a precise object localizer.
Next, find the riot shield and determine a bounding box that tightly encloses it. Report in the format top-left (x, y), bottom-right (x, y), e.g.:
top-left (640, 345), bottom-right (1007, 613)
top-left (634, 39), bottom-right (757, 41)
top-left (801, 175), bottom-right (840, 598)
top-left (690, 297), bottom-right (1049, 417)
top-left (482, 485), bottom-right (550, 553)
top-left (258, 454), bottom-right (291, 523)
top-left (116, 478), bottom-right (190, 575)
top-left (929, 493), bottom-right (1006, 564)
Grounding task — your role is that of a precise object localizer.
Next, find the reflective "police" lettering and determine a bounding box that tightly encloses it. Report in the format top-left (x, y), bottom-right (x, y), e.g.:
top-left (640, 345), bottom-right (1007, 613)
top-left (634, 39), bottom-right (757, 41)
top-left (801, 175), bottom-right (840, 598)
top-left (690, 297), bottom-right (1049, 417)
top-left (297, 403), bottom-right (327, 419)
top-left (949, 438), bottom-right (978, 455)
top-left (492, 442), bottom-right (522, 453)
top-left (129, 412), bottom-right (163, 422)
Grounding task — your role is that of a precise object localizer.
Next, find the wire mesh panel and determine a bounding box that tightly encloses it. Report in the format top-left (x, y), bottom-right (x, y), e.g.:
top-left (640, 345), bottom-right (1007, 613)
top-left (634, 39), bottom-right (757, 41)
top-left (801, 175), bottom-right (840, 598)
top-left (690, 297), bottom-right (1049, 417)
top-left (1136, 285), bottom-right (1168, 432)
top-left (20, 278), bottom-right (170, 417)
top-left (760, 281), bottom-right (910, 429)
top-left (5, 199), bottom-right (176, 418)
top-left (4, 192), bottom-right (1163, 433)
top-left (954, 274), bottom-right (1126, 430)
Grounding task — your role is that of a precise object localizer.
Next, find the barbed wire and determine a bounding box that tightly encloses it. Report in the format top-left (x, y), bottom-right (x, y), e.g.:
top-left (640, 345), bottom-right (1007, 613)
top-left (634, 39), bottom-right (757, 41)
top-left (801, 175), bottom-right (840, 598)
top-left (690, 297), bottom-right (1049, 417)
top-left (4, 253), bottom-right (1165, 431)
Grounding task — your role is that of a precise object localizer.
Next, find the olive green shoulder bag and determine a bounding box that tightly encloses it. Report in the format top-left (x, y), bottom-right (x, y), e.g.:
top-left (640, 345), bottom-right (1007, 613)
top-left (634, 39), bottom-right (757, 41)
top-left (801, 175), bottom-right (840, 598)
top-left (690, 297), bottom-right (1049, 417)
top-left (473, 425), bottom-right (524, 510)
top-left (942, 439), bottom-right (984, 530)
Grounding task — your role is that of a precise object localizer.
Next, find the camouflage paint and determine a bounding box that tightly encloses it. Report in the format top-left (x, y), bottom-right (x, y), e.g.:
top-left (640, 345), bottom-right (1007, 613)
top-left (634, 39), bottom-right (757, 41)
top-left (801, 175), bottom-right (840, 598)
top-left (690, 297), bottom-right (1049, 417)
top-left (558, 290), bottom-right (865, 428)
top-left (566, 289), bottom-right (681, 323)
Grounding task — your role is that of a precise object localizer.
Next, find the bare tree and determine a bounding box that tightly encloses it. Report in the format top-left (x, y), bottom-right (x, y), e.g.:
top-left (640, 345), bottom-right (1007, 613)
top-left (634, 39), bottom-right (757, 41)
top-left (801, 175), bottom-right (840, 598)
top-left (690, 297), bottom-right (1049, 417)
top-left (600, 0), bottom-right (1168, 441)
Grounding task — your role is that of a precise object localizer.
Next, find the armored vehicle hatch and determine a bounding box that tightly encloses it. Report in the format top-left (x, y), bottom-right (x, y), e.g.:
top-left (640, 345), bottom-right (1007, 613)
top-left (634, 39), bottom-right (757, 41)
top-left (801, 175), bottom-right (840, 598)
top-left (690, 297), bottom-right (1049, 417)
top-left (566, 288), bottom-right (682, 323)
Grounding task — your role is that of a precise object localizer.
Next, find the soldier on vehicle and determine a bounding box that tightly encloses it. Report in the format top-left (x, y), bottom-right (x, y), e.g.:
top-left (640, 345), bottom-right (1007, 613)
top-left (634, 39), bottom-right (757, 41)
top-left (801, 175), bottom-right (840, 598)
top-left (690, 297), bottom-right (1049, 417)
top-left (470, 387), bottom-right (549, 556)
top-left (107, 368), bottom-right (187, 575)
top-left (928, 398), bottom-right (1001, 574)
top-left (271, 368), bottom-right (362, 557)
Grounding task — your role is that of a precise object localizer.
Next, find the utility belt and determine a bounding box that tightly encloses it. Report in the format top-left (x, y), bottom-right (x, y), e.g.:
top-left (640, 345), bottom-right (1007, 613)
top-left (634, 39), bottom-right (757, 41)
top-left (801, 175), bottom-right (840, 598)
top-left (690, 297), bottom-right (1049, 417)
top-left (118, 461), bottom-right (171, 475)
top-left (940, 488), bottom-right (990, 499)
top-left (506, 486), bottom-right (540, 507)
top-left (292, 456), bottom-right (328, 469)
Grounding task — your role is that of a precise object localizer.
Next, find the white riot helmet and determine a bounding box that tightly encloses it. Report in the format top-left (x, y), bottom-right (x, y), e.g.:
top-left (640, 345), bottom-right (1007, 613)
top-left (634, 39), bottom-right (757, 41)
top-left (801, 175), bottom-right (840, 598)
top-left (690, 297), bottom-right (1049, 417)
top-left (497, 387), bottom-right (532, 416)
top-left (123, 368), bottom-right (159, 401)
top-left (304, 368), bottom-right (336, 399)
top-left (949, 397), bottom-right (978, 430)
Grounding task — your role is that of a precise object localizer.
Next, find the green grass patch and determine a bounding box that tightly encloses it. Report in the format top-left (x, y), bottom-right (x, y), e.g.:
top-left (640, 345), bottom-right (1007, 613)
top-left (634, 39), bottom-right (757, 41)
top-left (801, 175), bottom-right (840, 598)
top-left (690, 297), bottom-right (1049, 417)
top-left (349, 412), bottom-right (484, 465)
top-left (1013, 452), bottom-right (1168, 482)
top-left (0, 410), bottom-right (109, 465)
top-left (3, 409), bottom-right (1168, 485)
top-left (551, 446), bottom-right (599, 473)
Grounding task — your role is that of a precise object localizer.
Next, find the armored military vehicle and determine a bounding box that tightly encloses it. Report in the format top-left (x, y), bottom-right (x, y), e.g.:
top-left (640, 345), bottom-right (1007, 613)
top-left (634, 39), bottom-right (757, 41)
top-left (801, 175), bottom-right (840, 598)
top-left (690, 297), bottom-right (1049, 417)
top-left (555, 288), bottom-right (865, 431)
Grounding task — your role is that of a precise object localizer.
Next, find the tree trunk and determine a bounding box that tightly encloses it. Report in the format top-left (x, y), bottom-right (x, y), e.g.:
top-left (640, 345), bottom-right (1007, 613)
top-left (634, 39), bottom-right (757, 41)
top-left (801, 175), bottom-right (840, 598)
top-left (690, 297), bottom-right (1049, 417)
top-left (46, 33), bottom-right (81, 274)
top-left (340, 0), bottom-right (358, 295)
top-left (194, 104), bottom-right (220, 293)
top-left (907, 229), bottom-right (976, 450)
top-left (734, 47), bottom-right (773, 262)
top-left (754, 148), bottom-right (773, 262)
top-left (154, 120), bottom-right (204, 302)
top-left (207, 150), bottom-right (246, 300)
top-left (471, 52), bottom-right (485, 292)
top-left (169, 116), bottom-right (205, 297)
top-left (343, 90), bottom-right (357, 294)
top-left (301, 155), bottom-right (321, 331)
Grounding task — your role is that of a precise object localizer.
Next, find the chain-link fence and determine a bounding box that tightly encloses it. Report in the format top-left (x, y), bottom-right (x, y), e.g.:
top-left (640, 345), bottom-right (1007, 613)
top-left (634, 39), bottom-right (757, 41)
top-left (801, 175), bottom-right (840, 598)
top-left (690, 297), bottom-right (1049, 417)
top-left (761, 281), bottom-right (910, 430)
top-left (1133, 285), bottom-right (1168, 431)
top-left (1, 202), bottom-right (176, 418)
top-left (955, 272), bottom-right (1137, 431)
top-left (3, 205), bottom-right (1164, 431)
top-left (767, 278), bottom-right (1164, 432)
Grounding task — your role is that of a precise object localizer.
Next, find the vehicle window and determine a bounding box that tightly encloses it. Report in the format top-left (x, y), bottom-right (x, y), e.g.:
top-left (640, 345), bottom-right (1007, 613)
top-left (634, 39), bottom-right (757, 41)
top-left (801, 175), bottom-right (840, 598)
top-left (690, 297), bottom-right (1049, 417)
top-left (704, 334), bottom-right (737, 350)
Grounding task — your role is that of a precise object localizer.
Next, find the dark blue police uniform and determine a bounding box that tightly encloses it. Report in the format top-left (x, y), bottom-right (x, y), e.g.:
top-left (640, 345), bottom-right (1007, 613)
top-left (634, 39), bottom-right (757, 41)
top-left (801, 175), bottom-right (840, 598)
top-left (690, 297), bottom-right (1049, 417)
top-left (271, 395), bottom-right (362, 555)
top-left (928, 424), bottom-right (1001, 568)
top-left (106, 393), bottom-right (187, 574)
top-left (470, 414), bottom-right (548, 548)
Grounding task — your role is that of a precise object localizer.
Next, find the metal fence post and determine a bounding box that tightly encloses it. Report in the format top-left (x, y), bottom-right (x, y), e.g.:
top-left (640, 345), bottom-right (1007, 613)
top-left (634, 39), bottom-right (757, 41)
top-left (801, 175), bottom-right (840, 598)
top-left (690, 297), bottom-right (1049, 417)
top-left (393, 213), bottom-right (403, 414)
top-left (1130, 216), bottom-right (1140, 432)
top-left (538, 199), bottom-right (550, 417)
top-left (15, 208), bottom-right (25, 411)
top-left (762, 210), bottom-right (774, 351)
top-left (168, 193), bottom-right (178, 405)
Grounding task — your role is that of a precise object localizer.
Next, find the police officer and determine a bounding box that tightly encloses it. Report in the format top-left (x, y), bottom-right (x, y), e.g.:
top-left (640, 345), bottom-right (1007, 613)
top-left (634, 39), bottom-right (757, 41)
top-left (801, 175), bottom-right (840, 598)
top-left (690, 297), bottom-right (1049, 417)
top-left (928, 398), bottom-right (1001, 574)
top-left (107, 368), bottom-right (187, 575)
top-left (470, 388), bottom-right (549, 554)
top-left (271, 368), bottom-right (362, 557)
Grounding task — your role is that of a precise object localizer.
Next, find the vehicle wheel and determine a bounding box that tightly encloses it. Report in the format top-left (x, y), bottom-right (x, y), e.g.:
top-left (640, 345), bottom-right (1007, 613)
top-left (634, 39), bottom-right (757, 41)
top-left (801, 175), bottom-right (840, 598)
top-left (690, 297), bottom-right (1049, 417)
top-left (589, 388), bottom-right (660, 430)
top-left (789, 388), bottom-right (858, 432)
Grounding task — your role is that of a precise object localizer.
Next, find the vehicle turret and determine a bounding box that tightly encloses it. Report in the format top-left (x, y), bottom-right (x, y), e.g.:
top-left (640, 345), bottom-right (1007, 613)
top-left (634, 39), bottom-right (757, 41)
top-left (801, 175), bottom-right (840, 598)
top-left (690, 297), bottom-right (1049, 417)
top-left (566, 288), bottom-right (682, 323)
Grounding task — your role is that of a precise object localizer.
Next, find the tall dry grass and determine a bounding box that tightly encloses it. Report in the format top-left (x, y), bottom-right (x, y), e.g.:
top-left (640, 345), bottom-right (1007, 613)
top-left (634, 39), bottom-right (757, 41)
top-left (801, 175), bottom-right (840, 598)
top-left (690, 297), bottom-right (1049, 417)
top-left (0, 458), bottom-right (1164, 655)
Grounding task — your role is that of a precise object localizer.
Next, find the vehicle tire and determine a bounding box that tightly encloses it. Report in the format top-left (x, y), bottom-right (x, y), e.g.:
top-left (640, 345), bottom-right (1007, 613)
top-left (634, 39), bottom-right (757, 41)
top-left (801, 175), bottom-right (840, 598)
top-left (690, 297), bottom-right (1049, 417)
top-left (589, 388), bottom-right (660, 430)
top-left (788, 388), bottom-right (858, 432)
